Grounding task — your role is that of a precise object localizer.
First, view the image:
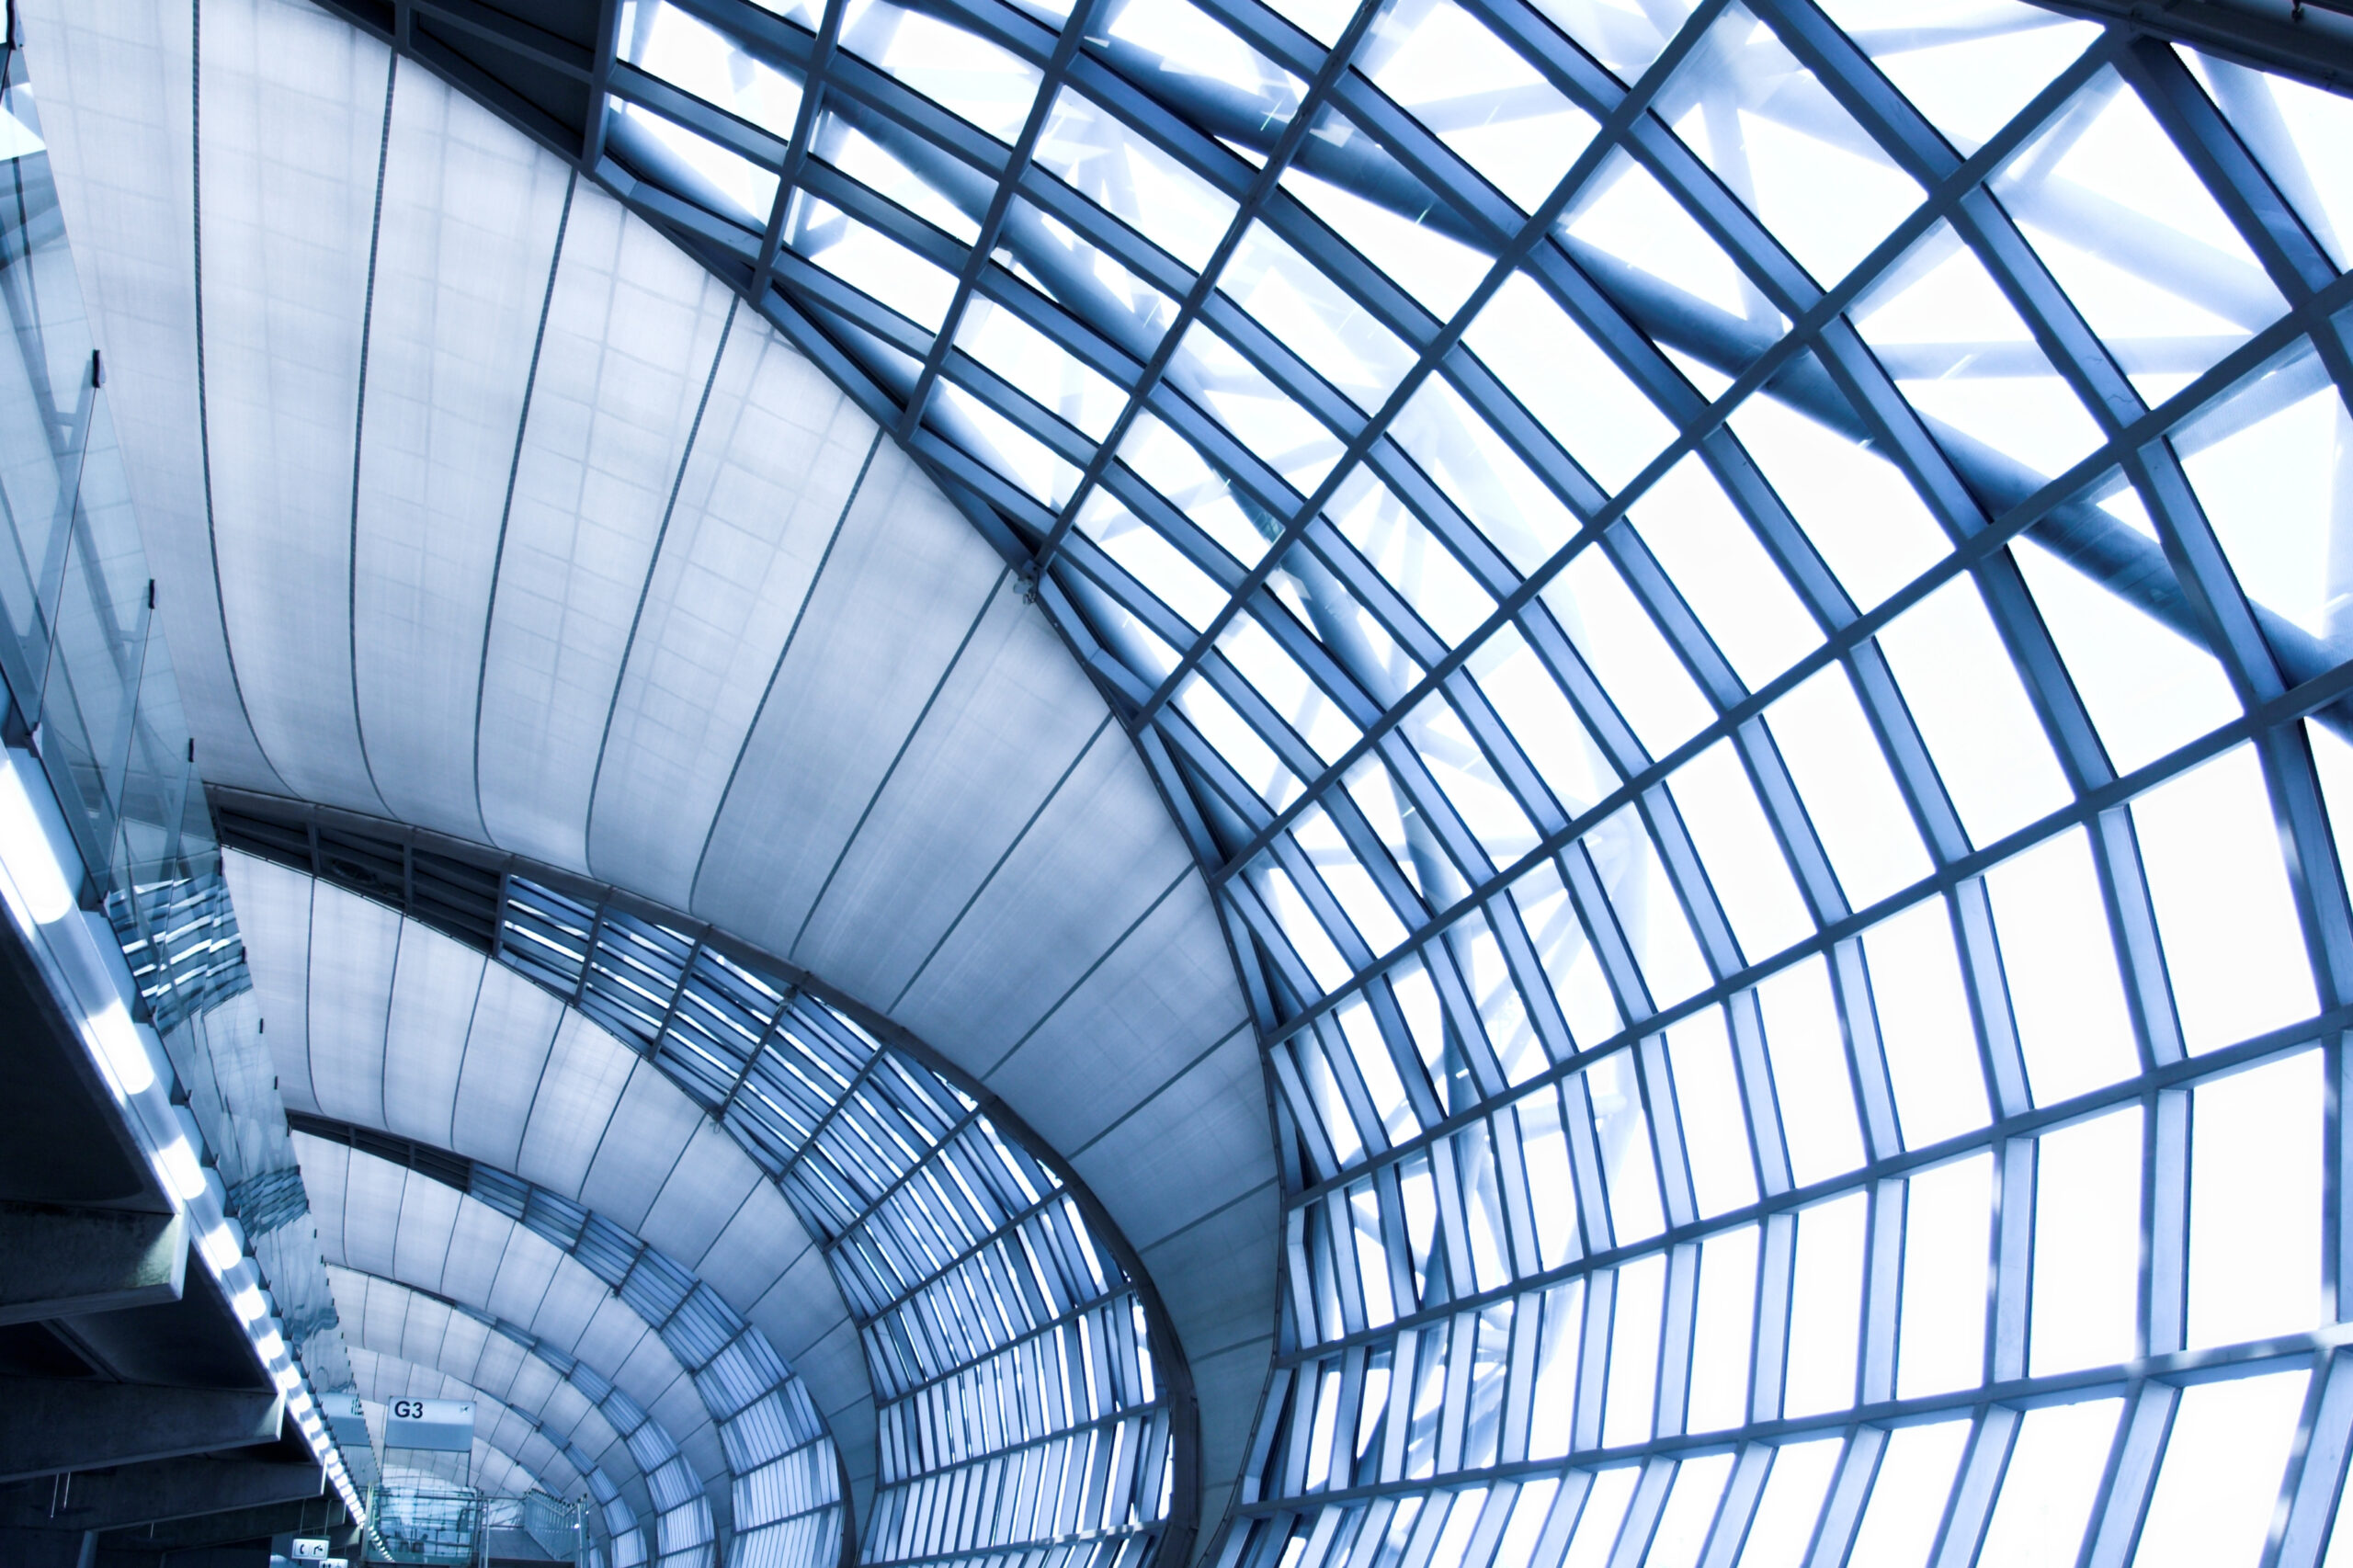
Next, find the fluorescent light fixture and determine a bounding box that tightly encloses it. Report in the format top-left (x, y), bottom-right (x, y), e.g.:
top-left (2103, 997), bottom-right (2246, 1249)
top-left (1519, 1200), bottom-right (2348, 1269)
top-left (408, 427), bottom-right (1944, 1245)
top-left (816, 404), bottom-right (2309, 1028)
top-left (199, 1222), bottom-right (241, 1272)
top-left (273, 1364), bottom-right (302, 1392)
top-left (230, 1284), bottom-right (267, 1322)
top-left (88, 1000), bottom-right (153, 1096)
top-left (255, 1330), bottom-right (285, 1361)
top-left (0, 754), bottom-right (73, 925)
top-left (154, 1137), bottom-right (205, 1201)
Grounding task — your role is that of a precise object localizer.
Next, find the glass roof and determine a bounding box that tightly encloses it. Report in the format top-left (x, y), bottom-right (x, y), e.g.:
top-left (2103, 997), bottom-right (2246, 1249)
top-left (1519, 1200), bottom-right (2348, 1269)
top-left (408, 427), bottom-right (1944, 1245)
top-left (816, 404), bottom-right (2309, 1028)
top-left (563, 0), bottom-right (2353, 1562)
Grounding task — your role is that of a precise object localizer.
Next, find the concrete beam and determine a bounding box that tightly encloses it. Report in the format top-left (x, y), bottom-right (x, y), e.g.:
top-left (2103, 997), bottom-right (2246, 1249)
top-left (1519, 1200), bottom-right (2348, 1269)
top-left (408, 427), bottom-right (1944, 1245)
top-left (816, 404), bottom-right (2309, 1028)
top-left (97, 1493), bottom-right (348, 1551)
top-left (0, 1382), bottom-right (282, 1483)
top-left (0, 1456), bottom-right (324, 1532)
top-left (0, 1205), bottom-right (185, 1327)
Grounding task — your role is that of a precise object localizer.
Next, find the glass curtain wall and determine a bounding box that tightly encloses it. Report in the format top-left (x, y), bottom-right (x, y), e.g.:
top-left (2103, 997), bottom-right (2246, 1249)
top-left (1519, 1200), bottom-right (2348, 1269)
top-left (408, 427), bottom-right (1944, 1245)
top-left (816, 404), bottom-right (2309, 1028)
top-left (560, 0), bottom-right (2353, 1563)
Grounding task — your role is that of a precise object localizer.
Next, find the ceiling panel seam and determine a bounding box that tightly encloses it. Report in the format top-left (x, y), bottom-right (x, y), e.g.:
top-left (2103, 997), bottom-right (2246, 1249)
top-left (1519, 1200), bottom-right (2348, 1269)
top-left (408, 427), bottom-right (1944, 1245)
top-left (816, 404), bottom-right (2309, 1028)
top-left (883, 711), bottom-right (1114, 1012)
top-left (470, 168), bottom-right (582, 846)
top-left (188, 0), bottom-right (296, 798)
top-left (344, 49), bottom-right (404, 820)
top-left (687, 426), bottom-right (883, 905)
top-left (788, 567), bottom-right (1014, 959)
top-left (582, 294), bottom-right (742, 879)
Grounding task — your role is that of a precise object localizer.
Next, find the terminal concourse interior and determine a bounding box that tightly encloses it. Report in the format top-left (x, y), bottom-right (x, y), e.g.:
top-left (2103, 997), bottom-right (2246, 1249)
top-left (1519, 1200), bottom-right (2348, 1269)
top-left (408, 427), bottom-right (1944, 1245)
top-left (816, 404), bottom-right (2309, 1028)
top-left (2, 0), bottom-right (2353, 1563)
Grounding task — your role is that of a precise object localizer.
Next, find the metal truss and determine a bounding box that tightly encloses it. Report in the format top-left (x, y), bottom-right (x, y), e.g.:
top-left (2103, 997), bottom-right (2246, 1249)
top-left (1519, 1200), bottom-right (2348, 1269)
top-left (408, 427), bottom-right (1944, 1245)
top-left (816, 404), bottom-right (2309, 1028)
top-left (279, 0), bottom-right (2353, 1561)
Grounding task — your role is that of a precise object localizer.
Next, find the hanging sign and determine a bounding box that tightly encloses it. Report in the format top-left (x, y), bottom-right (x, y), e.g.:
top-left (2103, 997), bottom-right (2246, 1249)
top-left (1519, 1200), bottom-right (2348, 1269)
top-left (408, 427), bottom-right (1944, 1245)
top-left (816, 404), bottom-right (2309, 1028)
top-left (382, 1397), bottom-right (474, 1452)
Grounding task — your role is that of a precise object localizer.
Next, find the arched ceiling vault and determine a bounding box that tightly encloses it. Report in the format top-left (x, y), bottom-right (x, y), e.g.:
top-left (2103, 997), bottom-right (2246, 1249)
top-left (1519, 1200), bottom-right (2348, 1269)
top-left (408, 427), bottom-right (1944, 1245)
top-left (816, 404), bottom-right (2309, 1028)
top-left (332, 1273), bottom-right (662, 1558)
top-left (28, 0), bottom-right (2353, 1565)
top-left (228, 839), bottom-right (1201, 1568)
top-left (22, 4), bottom-right (1272, 1554)
top-left (302, 1135), bottom-right (724, 1546)
top-left (296, 1116), bottom-right (849, 1562)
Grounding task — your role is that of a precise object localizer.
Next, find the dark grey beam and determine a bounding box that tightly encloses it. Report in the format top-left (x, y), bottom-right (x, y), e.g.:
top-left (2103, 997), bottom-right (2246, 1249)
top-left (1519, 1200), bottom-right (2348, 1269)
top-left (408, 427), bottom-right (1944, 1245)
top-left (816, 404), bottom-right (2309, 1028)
top-left (2037, 0), bottom-right (2353, 92)
top-left (0, 1205), bottom-right (185, 1328)
top-left (0, 1457), bottom-right (324, 1534)
top-left (0, 1382), bottom-right (282, 1483)
top-left (96, 1493), bottom-right (347, 1552)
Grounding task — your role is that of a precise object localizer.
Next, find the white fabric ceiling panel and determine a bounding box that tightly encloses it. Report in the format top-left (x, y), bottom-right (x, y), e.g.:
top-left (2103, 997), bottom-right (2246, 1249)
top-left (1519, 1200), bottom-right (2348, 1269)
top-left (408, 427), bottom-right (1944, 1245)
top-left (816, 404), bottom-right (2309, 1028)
top-left (381, 926), bottom-right (489, 1145)
top-left (894, 736), bottom-right (1196, 1077)
top-left (469, 1329), bottom-right (531, 1403)
top-left (390, 1165), bottom-right (465, 1289)
top-left (350, 66), bottom-right (570, 837)
top-left (689, 438), bottom-right (1005, 941)
top-left (689, 1182), bottom-right (819, 1329)
top-left (744, 1242), bottom-right (849, 1369)
top-left (438, 1305), bottom-right (494, 1385)
top-left (472, 185), bottom-right (734, 871)
top-left (222, 851), bottom-right (318, 1108)
top-left (787, 585), bottom-right (1108, 1006)
top-left (577, 1066), bottom-right (700, 1231)
top-left (438, 1193), bottom-right (517, 1308)
top-left (483, 1221), bottom-right (563, 1327)
top-left (541, 1378), bottom-right (597, 1447)
top-left (449, 959), bottom-right (567, 1165)
top-left (637, 1121), bottom-right (758, 1267)
top-left (302, 886), bottom-right (402, 1127)
top-left (17, 0), bottom-right (282, 791)
top-left (1069, 1028), bottom-right (1268, 1252)
top-left (1136, 1200), bottom-right (1278, 1388)
top-left (298, 1133), bottom-right (351, 1258)
top-left (513, 1008), bottom-right (637, 1193)
top-left (615, 1331), bottom-right (696, 1428)
top-left (769, 1318), bottom-right (866, 1437)
top-left (354, 1269), bottom-right (412, 1358)
top-left (525, 1252), bottom-right (614, 1354)
top-left (389, 1284), bottom-right (455, 1371)
top-left (1188, 1337), bottom-right (1273, 1557)
top-left (195, 0), bottom-right (387, 811)
top-left (574, 1295), bottom-right (662, 1402)
top-left (336, 1140), bottom-right (410, 1279)
top-left (650, 1378), bottom-right (716, 1464)
top-left (585, 324), bottom-right (874, 905)
top-left (505, 1352), bottom-right (563, 1421)
top-left (987, 885), bottom-right (1249, 1155)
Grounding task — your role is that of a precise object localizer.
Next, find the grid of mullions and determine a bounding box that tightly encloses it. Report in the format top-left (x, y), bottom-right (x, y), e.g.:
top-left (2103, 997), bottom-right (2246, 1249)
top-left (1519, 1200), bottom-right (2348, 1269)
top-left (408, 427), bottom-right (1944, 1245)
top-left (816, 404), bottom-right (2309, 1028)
top-left (494, 879), bottom-right (1175, 1566)
top-left (561, 0), bottom-right (2353, 1562)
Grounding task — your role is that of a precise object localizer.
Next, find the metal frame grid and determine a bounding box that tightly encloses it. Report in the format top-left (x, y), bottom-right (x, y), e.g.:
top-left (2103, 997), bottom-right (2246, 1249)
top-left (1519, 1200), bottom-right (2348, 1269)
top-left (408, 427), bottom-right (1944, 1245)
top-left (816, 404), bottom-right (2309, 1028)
top-left (292, 1112), bottom-right (846, 1568)
top-left (284, 0), bottom-right (2353, 1560)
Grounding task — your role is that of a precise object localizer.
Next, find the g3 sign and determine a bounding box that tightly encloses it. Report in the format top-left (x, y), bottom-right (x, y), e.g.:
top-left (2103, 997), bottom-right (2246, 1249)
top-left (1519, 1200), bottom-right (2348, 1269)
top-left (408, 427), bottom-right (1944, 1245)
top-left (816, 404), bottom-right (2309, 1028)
top-left (383, 1397), bottom-right (474, 1452)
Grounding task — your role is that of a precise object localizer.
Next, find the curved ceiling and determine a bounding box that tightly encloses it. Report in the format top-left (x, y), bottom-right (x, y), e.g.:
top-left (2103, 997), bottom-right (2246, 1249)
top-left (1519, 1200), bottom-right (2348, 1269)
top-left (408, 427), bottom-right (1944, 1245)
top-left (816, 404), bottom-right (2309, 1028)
top-left (24, 3), bottom-right (1273, 1552)
top-left (301, 1134), bottom-right (722, 1547)
top-left (294, 1113), bottom-right (845, 1564)
top-left (27, 0), bottom-right (2353, 1562)
top-left (226, 850), bottom-right (871, 1503)
top-left (226, 844), bottom-right (1202, 1568)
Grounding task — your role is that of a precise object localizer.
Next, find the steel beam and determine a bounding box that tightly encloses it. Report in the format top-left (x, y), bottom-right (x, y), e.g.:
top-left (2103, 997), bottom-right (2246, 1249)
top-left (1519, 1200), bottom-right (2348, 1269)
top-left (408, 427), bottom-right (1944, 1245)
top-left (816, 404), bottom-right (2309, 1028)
top-left (96, 1494), bottom-right (350, 1553)
top-left (0, 1205), bottom-right (185, 1328)
top-left (0, 1383), bottom-right (282, 1483)
top-left (0, 1457), bottom-right (324, 1534)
